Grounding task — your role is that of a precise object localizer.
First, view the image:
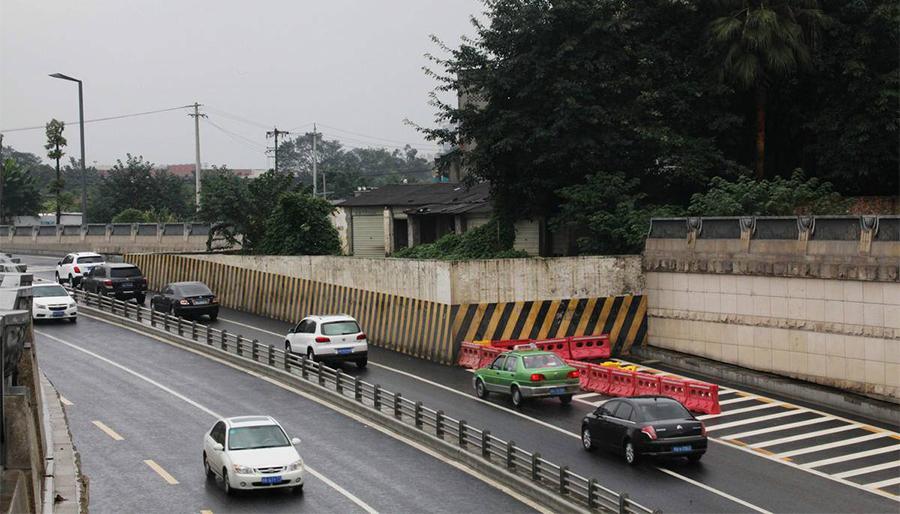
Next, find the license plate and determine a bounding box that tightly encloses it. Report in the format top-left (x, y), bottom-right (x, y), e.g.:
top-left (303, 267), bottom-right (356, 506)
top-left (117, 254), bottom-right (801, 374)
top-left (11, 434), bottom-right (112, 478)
top-left (121, 282), bottom-right (132, 288)
top-left (194, 298), bottom-right (208, 305)
top-left (52, 312), bottom-right (64, 318)
top-left (672, 445), bottom-right (692, 453)
top-left (261, 475), bottom-right (282, 484)
top-left (337, 348), bottom-right (352, 355)
top-left (549, 387), bottom-right (565, 395)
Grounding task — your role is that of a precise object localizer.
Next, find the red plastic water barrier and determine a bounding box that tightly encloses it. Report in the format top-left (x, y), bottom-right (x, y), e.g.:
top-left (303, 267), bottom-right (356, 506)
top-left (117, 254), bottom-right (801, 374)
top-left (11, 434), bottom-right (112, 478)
top-left (634, 373), bottom-right (661, 396)
top-left (684, 381), bottom-right (721, 415)
top-left (457, 342), bottom-right (482, 369)
top-left (608, 369), bottom-right (636, 397)
top-left (476, 346), bottom-right (503, 369)
top-left (660, 377), bottom-right (687, 404)
top-left (532, 338), bottom-right (572, 360)
top-left (487, 339), bottom-right (534, 351)
top-left (565, 360), bottom-right (591, 390)
top-left (585, 364), bottom-right (612, 394)
top-left (569, 335), bottom-right (611, 361)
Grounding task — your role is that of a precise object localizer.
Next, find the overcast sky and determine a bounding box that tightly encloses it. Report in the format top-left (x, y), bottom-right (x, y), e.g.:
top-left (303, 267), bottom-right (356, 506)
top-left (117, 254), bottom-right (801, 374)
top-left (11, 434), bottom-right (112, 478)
top-left (0, 0), bottom-right (480, 169)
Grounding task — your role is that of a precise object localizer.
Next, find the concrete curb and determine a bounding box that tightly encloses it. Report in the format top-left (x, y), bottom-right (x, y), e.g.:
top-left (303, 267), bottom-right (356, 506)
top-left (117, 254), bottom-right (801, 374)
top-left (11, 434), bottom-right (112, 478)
top-left (632, 345), bottom-right (898, 426)
top-left (82, 306), bottom-right (595, 514)
top-left (39, 374), bottom-right (86, 514)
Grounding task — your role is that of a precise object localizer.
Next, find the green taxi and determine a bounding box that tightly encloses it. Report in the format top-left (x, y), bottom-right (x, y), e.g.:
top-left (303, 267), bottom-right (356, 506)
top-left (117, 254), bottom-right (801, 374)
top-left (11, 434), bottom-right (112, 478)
top-left (473, 345), bottom-right (581, 407)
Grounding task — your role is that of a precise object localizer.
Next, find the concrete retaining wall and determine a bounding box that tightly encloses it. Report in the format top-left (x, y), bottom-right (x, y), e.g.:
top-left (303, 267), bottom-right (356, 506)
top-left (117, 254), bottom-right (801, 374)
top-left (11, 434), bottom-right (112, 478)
top-left (0, 224), bottom-right (210, 255)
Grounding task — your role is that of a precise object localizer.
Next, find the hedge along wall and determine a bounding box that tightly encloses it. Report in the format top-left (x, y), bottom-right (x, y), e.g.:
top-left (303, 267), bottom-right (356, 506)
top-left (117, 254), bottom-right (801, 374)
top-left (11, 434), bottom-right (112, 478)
top-left (126, 253), bottom-right (646, 364)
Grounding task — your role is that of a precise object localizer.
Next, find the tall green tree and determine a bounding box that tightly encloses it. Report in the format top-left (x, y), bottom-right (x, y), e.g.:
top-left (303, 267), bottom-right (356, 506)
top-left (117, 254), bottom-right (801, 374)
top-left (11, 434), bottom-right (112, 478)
top-left (257, 192), bottom-right (342, 255)
top-left (88, 154), bottom-right (192, 222)
top-left (709, 0), bottom-right (828, 179)
top-left (44, 119), bottom-right (67, 224)
top-left (0, 158), bottom-right (42, 223)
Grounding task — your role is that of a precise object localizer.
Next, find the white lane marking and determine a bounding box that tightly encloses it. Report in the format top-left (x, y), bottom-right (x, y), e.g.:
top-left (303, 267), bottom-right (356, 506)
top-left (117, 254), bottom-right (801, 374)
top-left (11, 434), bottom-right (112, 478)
top-left (92, 420), bottom-right (124, 441)
top-left (719, 396), bottom-right (757, 405)
top-left (74, 312), bottom-right (764, 513)
top-left (705, 410), bottom-right (801, 432)
top-left (60, 395), bottom-right (74, 406)
top-left (753, 425), bottom-right (859, 449)
top-left (36, 329), bottom-right (380, 514)
top-left (866, 476), bottom-right (900, 490)
top-left (777, 434), bottom-right (890, 458)
top-left (802, 446), bottom-right (900, 469)
top-left (698, 403), bottom-right (780, 419)
top-left (217, 316), bottom-right (285, 337)
top-left (144, 459), bottom-right (179, 485)
top-left (655, 467), bottom-right (773, 514)
top-left (721, 417), bottom-right (832, 440)
top-left (834, 461), bottom-right (900, 479)
top-left (573, 393), bottom-right (600, 400)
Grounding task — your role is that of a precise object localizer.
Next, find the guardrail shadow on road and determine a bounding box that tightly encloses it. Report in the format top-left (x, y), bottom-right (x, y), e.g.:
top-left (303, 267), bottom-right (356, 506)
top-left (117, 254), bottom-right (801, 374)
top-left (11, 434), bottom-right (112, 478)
top-left (69, 288), bottom-right (659, 514)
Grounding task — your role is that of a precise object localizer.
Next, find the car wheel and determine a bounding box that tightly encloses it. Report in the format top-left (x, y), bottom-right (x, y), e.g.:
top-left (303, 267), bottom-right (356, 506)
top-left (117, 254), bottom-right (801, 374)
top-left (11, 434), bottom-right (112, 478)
top-left (55, 272), bottom-right (62, 284)
top-left (285, 341), bottom-right (292, 354)
top-left (292, 484), bottom-right (304, 495)
top-left (69, 317), bottom-right (77, 324)
top-left (559, 394), bottom-right (573, 405)
top-left (209, 311), bottom-right (218, 321)
top-left (624, 440), bottom-right (639, 465)
top-left (511, 386), bottom-right (524, 408)
top-left (135, 295), bottom-right (145, 305)
top-left (68, 274), bottom-right (75, 286)
top-left (222, 468), bottom-right (233, 495)
top-left (687, 454), bottom-right (703, 464)
top-left (582, 426), bottom-right (594, 452)
top-left (356, 358), bottom-right (367, 369)
top-left (307, 348), bottom-right (316, 362)
top-left (203, 453), bottom-right (213, 480)
top-left (474, 378), bottom-right (489, 399)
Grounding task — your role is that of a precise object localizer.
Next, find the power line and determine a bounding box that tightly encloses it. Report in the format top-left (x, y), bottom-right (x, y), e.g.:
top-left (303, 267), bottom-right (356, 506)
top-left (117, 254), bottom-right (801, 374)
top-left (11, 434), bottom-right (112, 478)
top-left (318, 131), bottom-right (438, 152)
top-left (203, 118), bottom-right (266, 151)
top-left (0, 105), bottom-right (193, 133)
top-left (204, 106), bottom-right (273, 130)
top-left (316, 122), bottom-right (440, 149)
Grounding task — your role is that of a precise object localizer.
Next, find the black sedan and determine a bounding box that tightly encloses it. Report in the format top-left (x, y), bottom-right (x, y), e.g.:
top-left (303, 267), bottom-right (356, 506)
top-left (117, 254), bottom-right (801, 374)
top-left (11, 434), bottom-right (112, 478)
top-left (150, 281), bottom-right (219, 320)
top-left (581, 396), bottom-right (707, 465)
top-left (81, 263), bottom-right (148, 303)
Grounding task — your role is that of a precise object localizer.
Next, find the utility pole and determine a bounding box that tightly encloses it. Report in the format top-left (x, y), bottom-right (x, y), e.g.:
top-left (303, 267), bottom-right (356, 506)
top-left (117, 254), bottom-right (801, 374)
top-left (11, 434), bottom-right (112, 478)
top-left (312, 123), bottom-right (318, 196)
top-left (266, 127), bottom-right (290, 173)
top-left (188, 102), bottom-right (206, 209)
top-left (0, 133), bottom-right (4, 224)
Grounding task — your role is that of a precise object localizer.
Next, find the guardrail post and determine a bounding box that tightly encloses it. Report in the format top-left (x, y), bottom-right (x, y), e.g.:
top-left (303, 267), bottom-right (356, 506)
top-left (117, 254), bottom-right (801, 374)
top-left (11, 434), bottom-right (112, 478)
top-left (335, 370), bottom-right (343, 394)
top-left (150, 308), bottom-right (155, 327)
top-left (354, 377), bottom-right (362, 401)
top-left (459, 420), bottom-right (467, 448)
top-left (506, 441), bottom-right (515, 470)
top-left (317, 362), bottom-right (324, 385)
top-left (285, 350), bottom-right (292, 372)
top-left (588, 478), bottom-right (597, 510)
top-left (435, 410), bottom-right (444, 438)
top-left (191, 320), bottom-right (197, 340)
top-left (251, 339), bottom-right (259, 361)
top-left (268, 344), bottom-right (275, 366)
top-left (206, 327), bottom-right (213, 346)
top-left (618, 492), bottom-right (628, 514)
top-left (136, 304), bottom-right (142, 322)
top-left (163, 312), bottom-right (169, 331)
top-left (531, 453), bottom-right (540, 481)
top-left (393, 392), bottom-right (402, 419)
top-left (236, 335), bottom-right (243, 356)
top-left (176, 317), bottom-right (183, 336)
top-left (123, 301), bottom-right (128, 319)
top-left (221, 330), bottom-right (228, 351)
top-left (414, 401), bottom-right (423, 429)
top-left (482, 430), bottom-right (491, 459)
top-left (373, 385), bottom-right (382, 410)
top-left (300, 356), bottom-right (308, 379)
top-left (560, 466), bottom-right (568, 495)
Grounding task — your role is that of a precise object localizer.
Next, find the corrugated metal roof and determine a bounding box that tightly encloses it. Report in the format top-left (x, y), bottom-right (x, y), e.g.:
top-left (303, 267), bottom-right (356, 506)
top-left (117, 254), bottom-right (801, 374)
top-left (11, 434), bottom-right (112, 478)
top-left (404, 202), bottom-right (493, 216)
top-left (341, 183), bottom-right (491, 207)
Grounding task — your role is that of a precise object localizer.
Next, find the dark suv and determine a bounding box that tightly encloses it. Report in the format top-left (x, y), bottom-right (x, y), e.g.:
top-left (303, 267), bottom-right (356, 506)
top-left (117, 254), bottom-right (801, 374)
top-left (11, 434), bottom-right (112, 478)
top-left (81, 263), bottom-right (148, 303)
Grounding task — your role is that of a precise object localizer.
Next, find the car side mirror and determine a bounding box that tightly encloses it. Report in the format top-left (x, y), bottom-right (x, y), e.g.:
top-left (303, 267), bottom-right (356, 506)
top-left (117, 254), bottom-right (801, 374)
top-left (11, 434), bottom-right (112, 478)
top-left (212, 442), bottom-right (224, 452)
top-left (57, 261), bottom-right (62, 266)
top-left (291, 437), bottom-right (301, 446)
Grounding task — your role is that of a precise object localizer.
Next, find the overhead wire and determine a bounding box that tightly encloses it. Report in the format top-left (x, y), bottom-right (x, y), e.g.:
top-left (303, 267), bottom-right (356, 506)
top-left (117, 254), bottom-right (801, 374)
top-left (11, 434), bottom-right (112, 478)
top-left (0, 105), bottom-right (193, 133)
top-left (316, 122), bottom-right (440, 150)
top-left (202, 118), bottom-right (267, 151)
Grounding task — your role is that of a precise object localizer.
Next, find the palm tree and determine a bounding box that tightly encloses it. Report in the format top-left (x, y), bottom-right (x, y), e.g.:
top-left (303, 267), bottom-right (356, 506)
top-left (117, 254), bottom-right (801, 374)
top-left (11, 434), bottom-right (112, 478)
top-left (709, 0), bottom-right (826, 179)
top-left (45, 119), bottom-right (67, 224)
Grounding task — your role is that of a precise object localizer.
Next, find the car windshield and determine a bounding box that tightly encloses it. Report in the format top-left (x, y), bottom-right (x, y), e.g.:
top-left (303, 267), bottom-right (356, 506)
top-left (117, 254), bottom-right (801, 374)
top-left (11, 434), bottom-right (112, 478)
top-left (638, 400), bottom-right (691, 421)
top-left (77, 256), bottom-right (103, 264)
top-left (322, 321), bottom-right (361, 336)
top-left (176, 283), bottom-right (212, 296)
top-left (522, 354), bottom-right (564, 369)
top-left (228, 425), bottom-right (289, 450)
top-left (110, 267), bottom-right (141, 278)
top-left (32, 285), bottom-right (69, 298)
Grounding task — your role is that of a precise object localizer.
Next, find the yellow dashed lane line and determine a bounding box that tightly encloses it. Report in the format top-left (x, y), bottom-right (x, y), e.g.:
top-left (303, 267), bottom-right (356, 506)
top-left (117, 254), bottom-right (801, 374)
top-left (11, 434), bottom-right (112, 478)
top-left (91, 420), bottom-right (124, 441)
top-left (144, 459), bottom-right (179, 485)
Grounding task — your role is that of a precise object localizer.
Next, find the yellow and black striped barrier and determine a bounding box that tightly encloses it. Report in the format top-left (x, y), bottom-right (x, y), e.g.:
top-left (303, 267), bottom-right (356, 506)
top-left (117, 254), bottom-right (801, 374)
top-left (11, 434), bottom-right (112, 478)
top-left (126, 253), bottom-right (647, 364)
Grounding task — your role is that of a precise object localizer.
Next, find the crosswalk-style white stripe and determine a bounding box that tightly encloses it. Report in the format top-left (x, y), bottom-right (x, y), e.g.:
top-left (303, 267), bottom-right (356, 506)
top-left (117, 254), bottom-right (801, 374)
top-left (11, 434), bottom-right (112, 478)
top-left (802, 446), bottom-right (900, 469)
top-left (753, 424), bottom-right (859, 449)
top-left (707, 410), bottom-right (800, 432)
top-left (574, 393), bottom-right (600, 400)
top-left (834, 461), bottom-right (900, 479)
top-left (775, 433), bottom-right (887, 458)
top-left (865, 476), bottom-right (900, 490)
top-left (699, 403), bottom-right (779, 420)
top-left (721, 417), bottom-right (833, 440)
top-left (719, 396), bottom-right (757, 405)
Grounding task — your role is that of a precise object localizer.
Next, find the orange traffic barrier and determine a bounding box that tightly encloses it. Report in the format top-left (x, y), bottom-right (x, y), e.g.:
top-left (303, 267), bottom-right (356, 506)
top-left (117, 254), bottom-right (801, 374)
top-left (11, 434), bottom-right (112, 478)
top-left (565, 360), bottom-right (591, 390)
top-left (685, 381), bottom-right (721, 415)
top-left (660, 377), bottom-right (687, 404)
top-left (457, 342), bottom-right (483, 369)
top-left (569, 335), bottom-right (611, 361)
top-left (532, 338), bottom-right (572, 360)
top-left (476, 346), bottom-right (503, 369)
top-left (585, 364), bottom-right (612, 394)
top-left (635, 373), bottom-right (661, 396)
top-left (608, 369), bottom-right (636, 397)
top-left (488, 339), bottom-right (533, 350)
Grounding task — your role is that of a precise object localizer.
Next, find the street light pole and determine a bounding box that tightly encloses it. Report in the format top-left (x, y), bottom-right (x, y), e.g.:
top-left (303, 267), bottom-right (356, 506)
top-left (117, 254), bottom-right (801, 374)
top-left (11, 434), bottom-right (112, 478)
top-left (50, 73), bottom-right (87, 224)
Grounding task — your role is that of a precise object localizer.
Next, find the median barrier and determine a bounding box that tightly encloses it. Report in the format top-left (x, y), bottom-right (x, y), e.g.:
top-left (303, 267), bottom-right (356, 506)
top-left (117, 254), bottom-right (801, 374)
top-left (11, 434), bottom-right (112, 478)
top-left (684, 381), bottom-right (720, 415)
top-left (660, 377), bottom-right (687, 404)
top-left (565, 360), bottom-right (591, 391)
top-left (569, 335), bottom-right (611, 361)
top-left (608, 370), bottom-right (636, 397)
top-left (457, 342), bottom-right (482, 369)
top-left (585, 365), bottom-right (612, 395)
top-left (634, 373), bottom-right (661, 396)
top-left (532, 337), bottom-right (572, 360)
top-left (476, 346), bottom-right (502, 369)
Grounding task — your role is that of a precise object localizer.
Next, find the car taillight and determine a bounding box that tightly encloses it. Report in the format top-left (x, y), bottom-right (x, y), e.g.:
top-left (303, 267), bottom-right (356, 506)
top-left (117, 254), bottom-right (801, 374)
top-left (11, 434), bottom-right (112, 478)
top-left (567, 370), bottom-right (580, 379)
top-left (73, 266), bottom-right (81, 273)
top-left (356, 333), bottom-right (367, 340)
top-left (315, 336), bottom-right (330, 343)
top-left (103, 280), bottom-right (113, 286)
top-left (179, 299), bottom-right (190, 305)
top-left (530, 373), bottom-right (545, 382)
top-left (700, 422), bottom-right (706, 437)
top-left (641, 425), bottom-right (658, 440)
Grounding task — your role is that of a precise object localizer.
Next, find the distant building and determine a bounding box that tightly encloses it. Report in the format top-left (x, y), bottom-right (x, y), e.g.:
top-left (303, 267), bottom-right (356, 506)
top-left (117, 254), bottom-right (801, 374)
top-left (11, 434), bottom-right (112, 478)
top-left (166, 164), bottom-right (255, 178)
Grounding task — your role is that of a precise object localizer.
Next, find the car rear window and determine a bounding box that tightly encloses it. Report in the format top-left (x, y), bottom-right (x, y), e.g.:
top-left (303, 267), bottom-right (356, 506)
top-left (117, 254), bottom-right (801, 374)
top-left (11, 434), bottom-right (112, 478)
top-left (637, 400), bottom-right (691, 421)
top-left (321, 321), bottom-right (361, 336)
top-left (77, 256), bottom-right (103, 264)
top-left (177, 283), bottom-right (212, 296)
top-left (522, 354), bottom-right (564, 369)
top-left (110, 267), bottom-right (141, 278)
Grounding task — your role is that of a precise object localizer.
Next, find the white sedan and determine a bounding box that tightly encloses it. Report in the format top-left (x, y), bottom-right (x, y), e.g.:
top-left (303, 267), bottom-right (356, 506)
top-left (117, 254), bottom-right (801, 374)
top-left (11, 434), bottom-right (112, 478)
top-left (203, 416), bottom-right (304, 495)
top-left (31, 283), bottom-right (77, 322)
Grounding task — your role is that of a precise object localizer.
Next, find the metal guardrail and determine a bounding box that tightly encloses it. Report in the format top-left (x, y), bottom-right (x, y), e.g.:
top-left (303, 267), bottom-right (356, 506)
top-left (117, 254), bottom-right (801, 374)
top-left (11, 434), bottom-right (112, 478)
top-left (70, 288), bottom-right (659, 514)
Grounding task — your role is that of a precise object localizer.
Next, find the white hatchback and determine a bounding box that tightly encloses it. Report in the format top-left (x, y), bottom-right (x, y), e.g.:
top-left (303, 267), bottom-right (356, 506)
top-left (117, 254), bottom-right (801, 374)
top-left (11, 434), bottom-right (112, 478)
top-left (285, 315), bottom-right (368, 368)
top-left (31, 282), bottom-right (77, 322)
top-left (56, 252), bottom-right (105, 286)
top-left (203, 416), bottom-right (305, 495)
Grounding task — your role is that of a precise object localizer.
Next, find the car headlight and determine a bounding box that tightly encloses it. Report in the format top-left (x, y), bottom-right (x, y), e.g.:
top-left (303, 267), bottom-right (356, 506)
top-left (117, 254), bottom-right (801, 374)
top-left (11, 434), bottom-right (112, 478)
top-left (68, 302), bottom-right (76, 308)
top-left (287, 459), bottom-right (304, 472)
top-left (232, 464), bottom-right (254, 474)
